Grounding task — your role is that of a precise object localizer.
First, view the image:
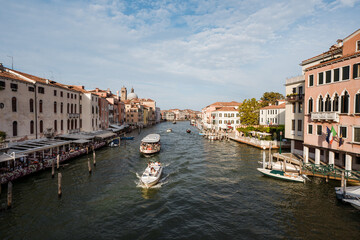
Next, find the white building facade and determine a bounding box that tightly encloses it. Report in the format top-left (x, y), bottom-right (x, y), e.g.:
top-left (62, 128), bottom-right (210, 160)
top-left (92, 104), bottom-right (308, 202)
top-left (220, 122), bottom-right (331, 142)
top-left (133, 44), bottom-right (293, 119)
top-left (259, 103), bottom-right (286, 126)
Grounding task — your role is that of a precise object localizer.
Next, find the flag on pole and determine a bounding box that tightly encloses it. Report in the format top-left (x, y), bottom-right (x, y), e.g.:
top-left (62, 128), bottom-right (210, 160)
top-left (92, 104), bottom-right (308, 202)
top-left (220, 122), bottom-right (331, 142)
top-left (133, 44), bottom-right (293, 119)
top-left (326, 127), bottom-right (331, 143)
top-left (330, 126), bottom-right (337, 144)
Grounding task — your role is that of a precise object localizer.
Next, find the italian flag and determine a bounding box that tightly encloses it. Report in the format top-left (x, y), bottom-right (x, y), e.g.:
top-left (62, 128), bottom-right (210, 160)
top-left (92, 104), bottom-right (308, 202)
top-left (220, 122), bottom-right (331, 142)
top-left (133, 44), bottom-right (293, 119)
top-left (329, 126), bottom-right (337, 144)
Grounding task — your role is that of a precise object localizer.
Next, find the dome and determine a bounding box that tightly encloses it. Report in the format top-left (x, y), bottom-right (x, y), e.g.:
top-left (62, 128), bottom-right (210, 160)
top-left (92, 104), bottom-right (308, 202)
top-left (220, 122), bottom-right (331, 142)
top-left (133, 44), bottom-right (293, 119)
top-left (127, 87), bottom-right (138, 100)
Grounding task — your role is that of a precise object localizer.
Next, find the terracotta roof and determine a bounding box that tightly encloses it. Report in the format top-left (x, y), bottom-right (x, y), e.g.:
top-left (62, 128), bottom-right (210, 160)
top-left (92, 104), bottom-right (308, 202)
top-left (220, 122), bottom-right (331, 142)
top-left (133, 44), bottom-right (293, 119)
top-left (305, 51), bottom-right (360, 72)
top-left (0, 70), bottom-right (29, 83)
top-left (209, 101), bottom-right (242, 107)
top-left (260, 103), bottom-right (286, 110)
top-left (66, 85), bottom-right (91, 93)
top-left (214, 107), bottom-right (238, 112)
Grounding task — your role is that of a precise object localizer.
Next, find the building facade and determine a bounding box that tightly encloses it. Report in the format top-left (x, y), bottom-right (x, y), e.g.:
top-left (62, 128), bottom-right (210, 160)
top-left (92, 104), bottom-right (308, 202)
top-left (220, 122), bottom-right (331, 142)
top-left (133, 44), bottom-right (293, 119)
top-left (259, 102), bottom-right (286, 126)
top-left (211, 107), bottom-right (240, 130)
top-left (302, 29), bottom-right (360, 171)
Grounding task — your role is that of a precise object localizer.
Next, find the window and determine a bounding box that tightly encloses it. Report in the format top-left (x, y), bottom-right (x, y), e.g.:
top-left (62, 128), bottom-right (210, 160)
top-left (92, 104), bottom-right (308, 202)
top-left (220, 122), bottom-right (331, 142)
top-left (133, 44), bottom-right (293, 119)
top-left (334, 68), bottom-right (340, 82)
top-left (298, 102), bottom-right (303, 113)
top-left (38, 87), bottom-right (45, 94)
top-left (308, 98), bottom-right (313, 114)
top-left (224, 113), bottom-right (227, 117)
top-left (71, 93), bottom-right (73, 99)
top-left (12, 97), bottom-right (17, 112)
top-left (317, 125), bottom-right (322, 135)
top-left (318, 96), bottom-right (324, 112)
top-left (54, 101), bottom-right (57, 113)
top-left (92, 106), bottom-right (94, 114)
top-left (342, 66), bottom-right (350, 80)
top-left (219, 120), bottom-right (222, 124)
top-left (54, 120), bottom-right (57, 131)
top-left (28, 86), bottom-right (35, 92)
top-left (318, 72), bottom-right (324, 85)
top-left (353, 63), bottom-right (360, 79)
top-left (71, 104), bottom-right (73, 113)
top-left (39, 100), bottom-right (43, 113)
top-left (356, 93), bottom-right (360, 114)
top-left (80, 104), bottom-right (82, 114)
top-left (68, 119), bottom-right (70, 130)
top-left (60, 91), bottom-right (63, 97)
top-left (333, 94), bottom-right (339, 112)
top-left (292, 87), bottom-right (296, 94)
top-left (298, 86), bottom-right (303, 96)
top-left (0, 81), bottom-right (5, 89)
top-left (326, 70), bottom-right (331, 83)
top-left (325, 95), bottom-right (331, 112)
top-left (67, 103), bottom-right (70, 113)
top-left (292, 120), bottom-right (295, 131)
top-left (339, 126), bottom-right (347, 138)
top-left (309, 75), bottom-right (314, 86)
top-left (39, 120), bottom-right (43, 133)
top-left (292, 103), bottom-right (296, 113)
top-left (10, 83), bottom-right (18, 91)
top-left (212, 120), bottom-right (216, 124)
top-left (219, 113), bottom-right (222, 117)
top-left (357, 40), bottom-right (360, 52)
top-left (354, 127), bottom-right (360, 143)
top-left (74, 104), bottom-right (77, 113)
top-left (341, 91), bottom-right (349, 113)
top-left (61, 120), bottom-right (63, 130)
top-left (30, 99), bottom-right (34, 112)
top-left (13, 121), bottom-right (17, 136)
top-left (54, 90), bottom-right (57, 96)
top-left (308, 124), bottom-right (313, 134)
top-left (30, 121), bottom-right (34, 134)
top-left (80, 119), bottom-right (82, 128)
top-left (61, 102), bottom-right (63, 113)
top-left (298, 120), bottom-right (302, 132)
top-left (67, 93), bottom-right (70, 98)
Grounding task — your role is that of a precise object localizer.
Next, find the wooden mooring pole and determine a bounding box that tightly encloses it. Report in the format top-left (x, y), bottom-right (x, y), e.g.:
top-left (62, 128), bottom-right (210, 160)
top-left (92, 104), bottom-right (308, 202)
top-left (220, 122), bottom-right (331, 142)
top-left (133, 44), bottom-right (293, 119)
top-left (93, 151), bottom-right (96, 166)
top-left (88, 158), bottom-right (92, 174)
top-left (57, 154), bottom-right (60, 169)
top-left (7, 181), bottom-right (13, 209)
top-left (58, 173), bottom-right (62, 197)
top-left (52, 159), bottom-right (55, 178)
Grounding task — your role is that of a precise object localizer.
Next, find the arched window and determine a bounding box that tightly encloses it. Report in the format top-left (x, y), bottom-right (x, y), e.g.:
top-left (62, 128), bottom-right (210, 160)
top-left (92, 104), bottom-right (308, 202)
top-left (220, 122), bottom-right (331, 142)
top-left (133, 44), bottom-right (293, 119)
top-left (308, 98), bottom-right (313, 114)
top-left (74, 104), bottom-right (77, 113)
top-left (54, 120), bottom-right (57, 131)
top-left (71, 119), bottom-right (74, 129)
top-left (12, 121), bottom-right (18, 136)
top-left (30, 99), bottom-right (34, 112)
top-left (333, 94), bottom-right (339, 112)
top-left (341, 91), bottom-right (349, 113)
top-left (12, 97), bottom-right (17, 112)
top-left (39, 100), bottom-right (43, 113)
top-left (325, 95), bottom-right (331, 112)
top-left (39, 120), bottom-right (43, 133)
top-left (30, 120), bottom-right (34, 134)
top-left (355, 92), bottom-right (360, 114)
top-left (54, 101), bottom-right (57, 113)
top-left (318, 96), bottom-right (324, 112)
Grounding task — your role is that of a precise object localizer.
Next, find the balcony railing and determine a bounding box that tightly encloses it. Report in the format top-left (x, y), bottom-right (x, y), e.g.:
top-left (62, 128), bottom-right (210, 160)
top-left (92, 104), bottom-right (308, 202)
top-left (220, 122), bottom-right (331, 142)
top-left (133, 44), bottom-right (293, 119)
top-left (68, 113), bottom-right (80, 118)
top-left (311, 112), bottom-right (339, 122)
top-left (286, 94), bottom-right (304, 102)
top-left (68, 129), bottom-right (80, 134)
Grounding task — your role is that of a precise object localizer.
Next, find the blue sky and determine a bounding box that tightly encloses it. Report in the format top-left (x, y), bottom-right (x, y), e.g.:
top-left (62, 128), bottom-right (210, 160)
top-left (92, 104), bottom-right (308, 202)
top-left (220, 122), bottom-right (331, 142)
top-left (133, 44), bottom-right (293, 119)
top-left (0, 0), bottom-right (359, 110)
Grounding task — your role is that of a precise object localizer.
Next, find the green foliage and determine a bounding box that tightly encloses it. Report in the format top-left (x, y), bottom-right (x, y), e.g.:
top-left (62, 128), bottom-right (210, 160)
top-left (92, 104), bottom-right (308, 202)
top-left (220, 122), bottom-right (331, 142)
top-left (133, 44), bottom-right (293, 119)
top-left (0, 131), bottom-right (6, 142)
top-left (236, 125), bottom-right (285, 140)
top-left (260, 92), bottom-right (284, 107)
top-left (238, 98), bottom-right (261, 125)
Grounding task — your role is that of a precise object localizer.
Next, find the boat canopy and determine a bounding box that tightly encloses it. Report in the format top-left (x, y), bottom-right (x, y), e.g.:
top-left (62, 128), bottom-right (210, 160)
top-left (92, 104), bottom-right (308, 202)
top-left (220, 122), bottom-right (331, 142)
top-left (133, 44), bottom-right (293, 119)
top-left (141, 134), bottom-right (160, 143)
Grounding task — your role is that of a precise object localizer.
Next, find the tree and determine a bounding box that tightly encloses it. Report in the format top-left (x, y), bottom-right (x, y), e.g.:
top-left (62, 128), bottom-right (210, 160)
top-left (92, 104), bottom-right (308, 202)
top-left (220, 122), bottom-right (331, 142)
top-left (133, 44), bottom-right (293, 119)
top-left (260, 92), bottom-right (284, 107)
top-left (238, 98), bottom-right (261, 125)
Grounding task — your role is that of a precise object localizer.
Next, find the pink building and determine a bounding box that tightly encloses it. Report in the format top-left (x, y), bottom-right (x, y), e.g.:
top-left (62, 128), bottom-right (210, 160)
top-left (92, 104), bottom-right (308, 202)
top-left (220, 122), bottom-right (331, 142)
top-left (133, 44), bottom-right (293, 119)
top-left (302, 29), bottom-right (360, 171)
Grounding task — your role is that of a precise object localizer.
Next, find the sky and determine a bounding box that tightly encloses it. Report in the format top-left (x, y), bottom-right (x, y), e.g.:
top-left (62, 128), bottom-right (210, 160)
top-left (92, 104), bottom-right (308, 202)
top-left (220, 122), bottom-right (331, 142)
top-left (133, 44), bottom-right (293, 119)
top-left (0, 0), bottom-right (359, 111)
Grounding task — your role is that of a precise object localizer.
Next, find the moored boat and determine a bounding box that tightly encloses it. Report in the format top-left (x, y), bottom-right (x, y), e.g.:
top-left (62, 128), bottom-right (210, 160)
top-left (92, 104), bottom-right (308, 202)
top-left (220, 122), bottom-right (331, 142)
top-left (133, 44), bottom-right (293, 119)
top-left (140, 162), bottom-right (163, 188)
top-left (186, 129), bottom-right (191, 133)
top-left (121, 136), bottom-right (134, 140)
top-left (342, 199), bottom-right (360, 210)
top-left (140, 134), bottom-right (161, 154)
top-left (173, 121), bottom-right (176, 124)
top-left (257, 168), bottom-right (305, 183)
top-left (335, 185), bottom-right (360, 200)
top-left (166, 128), bottom-right (172, 133)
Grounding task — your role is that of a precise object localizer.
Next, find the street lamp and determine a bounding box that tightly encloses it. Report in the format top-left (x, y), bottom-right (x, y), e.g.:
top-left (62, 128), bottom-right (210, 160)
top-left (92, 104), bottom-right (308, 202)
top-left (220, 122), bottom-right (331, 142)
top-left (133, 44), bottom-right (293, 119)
top-left (279, 131), bottom-right (283, 154)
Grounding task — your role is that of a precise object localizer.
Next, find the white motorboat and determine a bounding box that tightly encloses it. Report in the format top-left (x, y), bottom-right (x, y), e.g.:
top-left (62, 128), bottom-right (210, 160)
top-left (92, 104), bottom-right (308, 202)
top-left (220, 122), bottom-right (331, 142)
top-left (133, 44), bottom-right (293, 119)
top-left (141, 162), bottom-right (163, 188)
top-left (266, 161), bottom-right (300, 173)
top-left (166, 128), bottom-right (172, 133)
top-left (342, 199), bottom-right (360, 210)
top-left (140, 134), bottom-right (161, 154)
top-left (257, 168), bottom-right (305, 183)
top-left (335, 186), bottom-right (360, 200)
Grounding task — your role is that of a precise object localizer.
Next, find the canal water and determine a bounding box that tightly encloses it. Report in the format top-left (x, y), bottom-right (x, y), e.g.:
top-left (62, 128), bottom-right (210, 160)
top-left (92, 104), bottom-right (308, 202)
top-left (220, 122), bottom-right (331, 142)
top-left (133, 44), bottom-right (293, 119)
top-left (0, 121), bottom-right (359, 239)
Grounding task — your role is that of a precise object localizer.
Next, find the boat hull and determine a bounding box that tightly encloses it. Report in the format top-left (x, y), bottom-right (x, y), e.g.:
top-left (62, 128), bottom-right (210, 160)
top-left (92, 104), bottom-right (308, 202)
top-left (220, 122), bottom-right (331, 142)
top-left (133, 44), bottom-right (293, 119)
top-left (257, 168), bottom-right (305, 183)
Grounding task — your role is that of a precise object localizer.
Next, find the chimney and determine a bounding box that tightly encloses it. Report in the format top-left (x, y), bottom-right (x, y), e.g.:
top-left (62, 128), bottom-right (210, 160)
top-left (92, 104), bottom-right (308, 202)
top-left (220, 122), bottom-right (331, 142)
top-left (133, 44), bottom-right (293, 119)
top-left (116, 90), bottom-right (119, 99)
top-left (96, 88), bottom-right (99, 92)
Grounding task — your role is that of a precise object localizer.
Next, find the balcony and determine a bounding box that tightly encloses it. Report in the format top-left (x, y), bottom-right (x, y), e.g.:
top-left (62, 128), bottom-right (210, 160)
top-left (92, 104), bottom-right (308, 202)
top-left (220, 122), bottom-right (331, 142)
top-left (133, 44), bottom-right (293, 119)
top-left (311, 112), bottom-right (339, 122)
top-left (68, 113), bottom-right (80, 118)
top-left (286, 93), bottom-right (304, 102)
top-left (68, 129), bottom-right (80, 134)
